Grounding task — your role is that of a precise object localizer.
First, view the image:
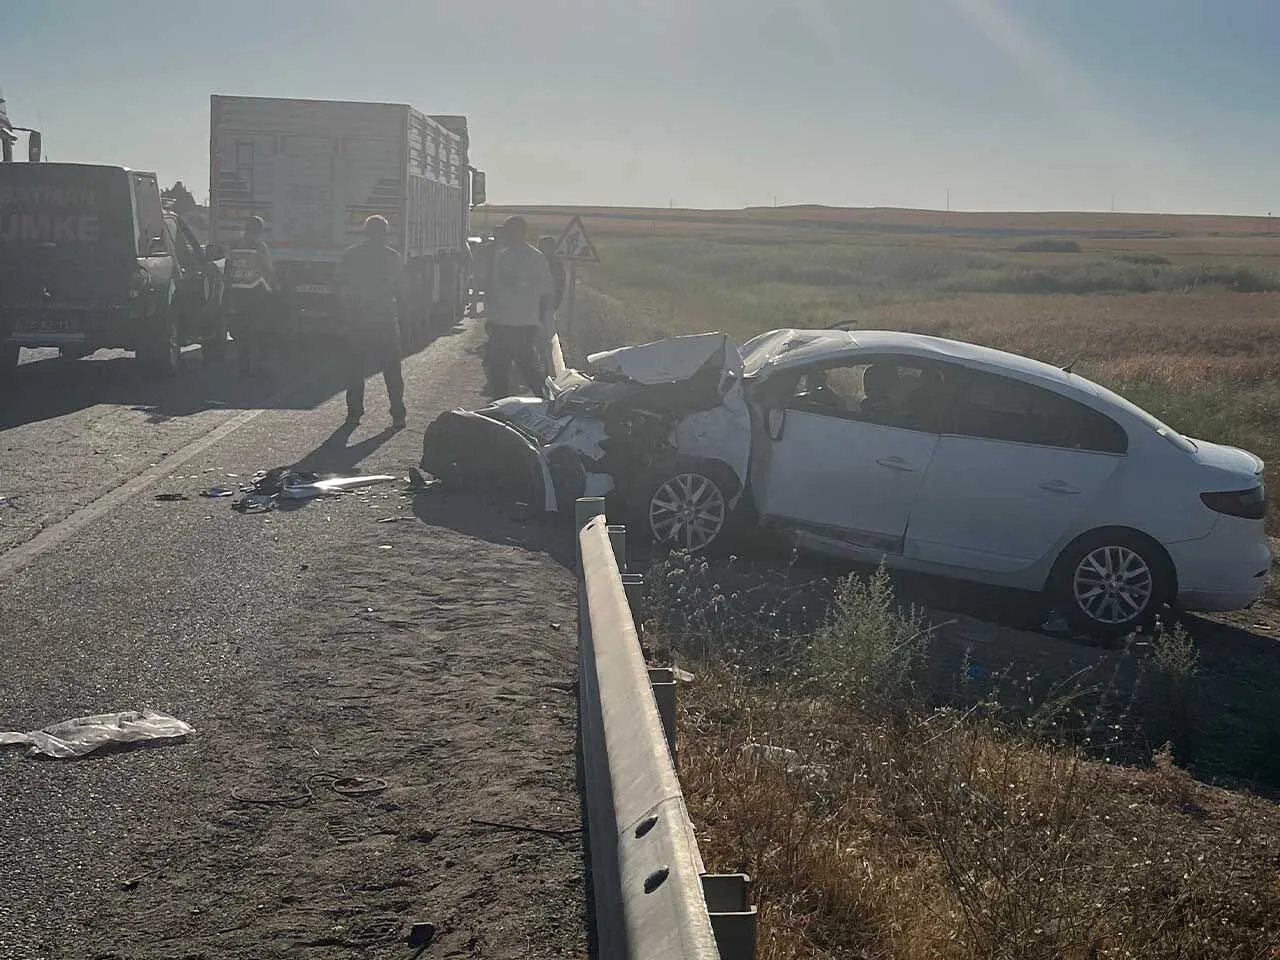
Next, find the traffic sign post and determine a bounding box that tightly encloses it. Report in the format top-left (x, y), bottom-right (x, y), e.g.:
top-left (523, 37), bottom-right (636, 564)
top-left (554, 216), bottom-right (599, 342)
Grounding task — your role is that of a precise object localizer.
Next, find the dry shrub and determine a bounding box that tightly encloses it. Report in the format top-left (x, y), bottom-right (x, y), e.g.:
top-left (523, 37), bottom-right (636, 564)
top-left (662, 569), bottom-right (1280, 959)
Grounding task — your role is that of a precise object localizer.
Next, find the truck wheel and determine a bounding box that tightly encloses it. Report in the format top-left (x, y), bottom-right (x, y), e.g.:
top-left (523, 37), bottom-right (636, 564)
top-left (138, 311), bottom-right (182, 378)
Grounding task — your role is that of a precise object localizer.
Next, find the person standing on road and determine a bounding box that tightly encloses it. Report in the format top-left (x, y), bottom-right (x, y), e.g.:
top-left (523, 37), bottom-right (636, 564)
top-left (485, 216), bottom-right (553, 397)
top-left (337, 215), bottom-right (408, 429)
top-left (227, 216), bottom-right (279, 377)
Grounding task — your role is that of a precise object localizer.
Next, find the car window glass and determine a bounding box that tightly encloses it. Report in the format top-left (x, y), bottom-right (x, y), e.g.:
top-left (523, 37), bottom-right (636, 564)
top-left (788, 358), bottom-right (944, 433)
top-left (947, 370), bottom-right (1127, 454)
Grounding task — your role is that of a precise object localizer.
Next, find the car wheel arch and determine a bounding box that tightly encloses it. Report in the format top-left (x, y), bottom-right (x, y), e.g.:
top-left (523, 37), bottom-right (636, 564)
top-left (621, 454), bottom-right (743, 551)
top-left (1048, 525), bottom-right (1179, 638)
top-left (1049, 525), bottom-right (1178, 598)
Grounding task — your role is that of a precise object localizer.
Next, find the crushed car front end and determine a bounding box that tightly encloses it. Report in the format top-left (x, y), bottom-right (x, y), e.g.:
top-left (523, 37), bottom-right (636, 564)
top-left (421, 332), bottom-right (753, 547)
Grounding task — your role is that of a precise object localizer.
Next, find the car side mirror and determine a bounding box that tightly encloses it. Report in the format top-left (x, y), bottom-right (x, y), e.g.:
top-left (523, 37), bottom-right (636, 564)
top-left (767, 407), bottom-right (786, 441)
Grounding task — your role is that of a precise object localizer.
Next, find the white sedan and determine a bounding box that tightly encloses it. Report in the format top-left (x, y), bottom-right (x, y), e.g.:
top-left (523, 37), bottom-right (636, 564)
top-left (423, 328), bottom-right (1271, 638)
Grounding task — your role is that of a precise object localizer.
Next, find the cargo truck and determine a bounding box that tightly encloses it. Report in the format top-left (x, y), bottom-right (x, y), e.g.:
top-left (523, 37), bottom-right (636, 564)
top-left (209, 95), bottom-right (486, 344)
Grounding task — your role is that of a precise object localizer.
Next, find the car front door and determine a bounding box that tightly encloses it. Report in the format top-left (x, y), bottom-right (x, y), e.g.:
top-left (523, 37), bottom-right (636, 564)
top-left (905, 368), bottom-right (1127, 574)
top-left (752, 356), bottom-right (945, 555)
top-left (165, 215), bottom-right (206, 332)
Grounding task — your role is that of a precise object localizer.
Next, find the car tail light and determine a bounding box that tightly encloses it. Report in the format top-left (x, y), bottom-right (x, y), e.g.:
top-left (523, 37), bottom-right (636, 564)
top-left (1200, 485), bottom-right (1266, 520)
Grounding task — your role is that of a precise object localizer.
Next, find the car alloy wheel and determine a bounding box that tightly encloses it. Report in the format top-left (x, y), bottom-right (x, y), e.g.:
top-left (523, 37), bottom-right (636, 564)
top-left (648, 472), bottom-right (727, 552)
top-left (1071, 544), bottom-right (1155, 627)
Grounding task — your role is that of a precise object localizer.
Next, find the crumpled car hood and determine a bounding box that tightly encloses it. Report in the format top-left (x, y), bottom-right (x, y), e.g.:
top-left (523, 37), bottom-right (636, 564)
top-left (584, 331), bottom-right (743, 385)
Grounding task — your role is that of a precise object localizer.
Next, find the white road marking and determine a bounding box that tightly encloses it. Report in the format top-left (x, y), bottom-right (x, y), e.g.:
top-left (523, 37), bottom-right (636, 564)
top-left (0, 406), bottom-right (266, 580)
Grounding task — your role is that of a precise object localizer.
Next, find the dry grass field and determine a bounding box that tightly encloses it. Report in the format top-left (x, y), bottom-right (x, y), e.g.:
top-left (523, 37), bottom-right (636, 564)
top-left (488, 204), bottom-right (1280, 958)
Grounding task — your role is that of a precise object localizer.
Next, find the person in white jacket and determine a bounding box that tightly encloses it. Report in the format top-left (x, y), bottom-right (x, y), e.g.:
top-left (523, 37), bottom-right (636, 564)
top-left (484, 216), bottom-right (553, 397)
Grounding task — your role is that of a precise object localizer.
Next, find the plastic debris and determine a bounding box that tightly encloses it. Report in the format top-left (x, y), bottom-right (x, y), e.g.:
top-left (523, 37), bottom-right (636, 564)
top-left (965, 664), bottom-right (986, 681)
top-left (232, 493), bottom-right (276, 514)
top-left (0, 497), bottom-right (15, 510)
top-left (280, 475), bottom-right (397, 500)
top-left (0, 710), bottom-right (194, 759)
top-left (154, 493), bottom-right (189, 502)
top-left (201, 487), bottom-right (235, 498)
top-left (130, 405), bottom-right (157, 413)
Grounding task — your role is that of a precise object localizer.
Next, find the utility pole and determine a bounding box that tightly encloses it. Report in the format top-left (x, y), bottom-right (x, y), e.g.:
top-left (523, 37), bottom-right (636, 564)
top-left (946, 188), bottom-right (951, 213)
top-left (1110, 194), bottom-right (1116, 213)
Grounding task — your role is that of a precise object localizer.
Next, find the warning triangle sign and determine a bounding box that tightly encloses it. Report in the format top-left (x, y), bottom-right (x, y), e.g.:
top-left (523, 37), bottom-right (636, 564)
top-left (554, 215), bottom-right (600, 262)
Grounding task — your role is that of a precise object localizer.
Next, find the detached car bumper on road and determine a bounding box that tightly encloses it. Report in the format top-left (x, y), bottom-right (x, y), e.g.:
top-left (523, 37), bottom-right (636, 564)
top-left (422, 327), bottom-right (1271, 638)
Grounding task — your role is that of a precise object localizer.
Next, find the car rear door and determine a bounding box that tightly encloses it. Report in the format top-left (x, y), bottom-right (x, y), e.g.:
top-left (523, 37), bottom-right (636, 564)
top-left (905, 368), bottom-right (1127, 575)
top-left (752, 356), bottom-right (945, 555)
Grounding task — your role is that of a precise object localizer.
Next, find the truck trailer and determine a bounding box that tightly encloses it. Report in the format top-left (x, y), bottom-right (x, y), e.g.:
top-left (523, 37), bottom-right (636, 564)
top-left (209, 95), bottom-right (485, 343)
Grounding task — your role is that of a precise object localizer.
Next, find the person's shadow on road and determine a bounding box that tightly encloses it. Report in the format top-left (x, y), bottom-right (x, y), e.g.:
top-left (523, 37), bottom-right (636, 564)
top-left (289, 423), bottom-right (402, 477)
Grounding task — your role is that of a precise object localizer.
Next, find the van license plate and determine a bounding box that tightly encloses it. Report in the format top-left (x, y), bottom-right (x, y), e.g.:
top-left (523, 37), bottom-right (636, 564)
top-left (15, 315), bottom-right (83, 336)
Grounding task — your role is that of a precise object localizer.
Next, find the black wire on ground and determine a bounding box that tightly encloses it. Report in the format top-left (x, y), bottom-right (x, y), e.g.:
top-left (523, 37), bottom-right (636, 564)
top-left (231, 772), bottom-right (388, 806)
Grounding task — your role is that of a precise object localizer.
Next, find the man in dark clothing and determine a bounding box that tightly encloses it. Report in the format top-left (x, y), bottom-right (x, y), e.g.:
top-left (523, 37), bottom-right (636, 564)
top-left (337, 215), bottom-right (407, 428)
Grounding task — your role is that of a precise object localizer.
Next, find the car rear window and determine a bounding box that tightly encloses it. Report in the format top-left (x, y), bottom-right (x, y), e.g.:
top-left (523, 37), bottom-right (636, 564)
top-left (947, 370), bottom-right (1128, 454)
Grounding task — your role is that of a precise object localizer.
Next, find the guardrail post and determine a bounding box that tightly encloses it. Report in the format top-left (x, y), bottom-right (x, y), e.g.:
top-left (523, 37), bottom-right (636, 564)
top-left (647, 667), bottom-right (678, 762)
top-left (608, 524), bottom-right (628, 571)
top-left (621, 572), bottom-right (645, 613)
top-left (701, 874), bottom-right (758, 960)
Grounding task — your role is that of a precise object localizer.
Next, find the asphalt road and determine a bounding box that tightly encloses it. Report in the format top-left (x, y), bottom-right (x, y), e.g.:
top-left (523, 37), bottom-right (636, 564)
top-left (0, 328), bottom-right (587, 959)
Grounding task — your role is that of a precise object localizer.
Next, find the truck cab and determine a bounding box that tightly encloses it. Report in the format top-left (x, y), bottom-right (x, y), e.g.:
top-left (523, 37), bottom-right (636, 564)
top-left (2, 162), bottom-right (227, 375)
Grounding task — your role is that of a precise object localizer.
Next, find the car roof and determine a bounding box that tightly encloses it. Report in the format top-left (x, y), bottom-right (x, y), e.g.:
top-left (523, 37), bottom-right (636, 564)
top-left (742, 328), bottom-right (1099, 399)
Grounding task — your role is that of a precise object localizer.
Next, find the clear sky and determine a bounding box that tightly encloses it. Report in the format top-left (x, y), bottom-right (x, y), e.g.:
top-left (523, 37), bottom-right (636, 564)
top-left (2, 0), bottom-right (1276, 214)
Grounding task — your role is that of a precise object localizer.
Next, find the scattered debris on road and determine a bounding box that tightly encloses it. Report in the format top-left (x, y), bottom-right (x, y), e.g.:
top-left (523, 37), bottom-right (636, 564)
top-left (280, 474), bottom-right (397, 500)
top-left (0, 710), bottom-right (194, 759)
top-left (200, 486), bottom-right (235, 498)
top-left (232, 493), bottom-right (276, 514)
top-left (153, 493), bottom-right (190, 502)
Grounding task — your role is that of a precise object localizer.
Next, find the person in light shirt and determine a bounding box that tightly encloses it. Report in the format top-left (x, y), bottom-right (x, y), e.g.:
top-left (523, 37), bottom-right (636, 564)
top-left (484, 216), bottom-right (552, 397)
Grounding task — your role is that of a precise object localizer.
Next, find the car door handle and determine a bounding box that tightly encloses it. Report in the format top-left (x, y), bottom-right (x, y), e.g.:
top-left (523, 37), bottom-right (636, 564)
top-left (876, 456), bottom-right (917, 472)
top-left (1038, 480), bottom-right (1081, 494)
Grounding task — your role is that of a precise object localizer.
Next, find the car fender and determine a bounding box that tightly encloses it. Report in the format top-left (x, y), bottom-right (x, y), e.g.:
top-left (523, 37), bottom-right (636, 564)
top-left (670, 382), bottom-right (751, 506)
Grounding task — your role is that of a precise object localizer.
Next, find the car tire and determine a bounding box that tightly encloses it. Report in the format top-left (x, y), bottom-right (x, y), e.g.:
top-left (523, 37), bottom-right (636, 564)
top-left (1051, 529), bottom-right (1172, 640)
top-left (626, 459), bottom-right (738, 553)
top-left (138, 309), bottom-right (181, 378)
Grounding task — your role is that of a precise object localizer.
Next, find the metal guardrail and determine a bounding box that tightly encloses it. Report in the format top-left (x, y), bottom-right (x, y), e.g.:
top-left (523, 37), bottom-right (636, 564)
top-left (576, 498), bottom-right (757, 960)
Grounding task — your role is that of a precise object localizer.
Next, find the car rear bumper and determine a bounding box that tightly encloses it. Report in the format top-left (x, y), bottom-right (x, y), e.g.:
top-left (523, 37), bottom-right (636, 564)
top-left (1168, 516), bottom-right (1271, 612)
top-left (5, 304), bottom-right (138, 348)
